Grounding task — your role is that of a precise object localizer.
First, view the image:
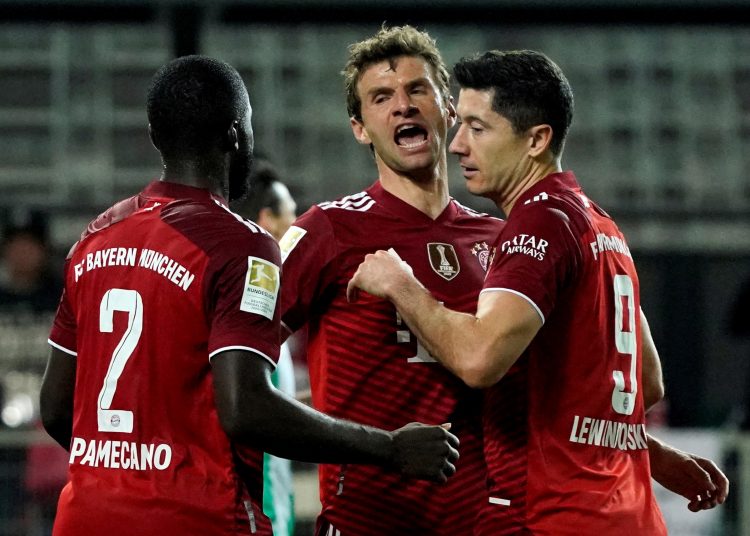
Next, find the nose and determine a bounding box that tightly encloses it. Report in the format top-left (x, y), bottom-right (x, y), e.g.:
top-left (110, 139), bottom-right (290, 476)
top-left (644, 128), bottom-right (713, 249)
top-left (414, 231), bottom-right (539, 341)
top-left (392, 88), bottom-right (417, 117)
top-left (449, 124), bottom-right (467, 155)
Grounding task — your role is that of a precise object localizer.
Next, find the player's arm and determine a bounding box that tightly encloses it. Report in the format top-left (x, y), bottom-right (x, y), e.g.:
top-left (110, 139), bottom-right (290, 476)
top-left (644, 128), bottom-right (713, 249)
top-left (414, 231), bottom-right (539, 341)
top-left (641, 308), bottom-right (665, 410)
top-left (647, 433), bottom-right (729, 511)
top-left (211, 349), bottom-right (458, 482)
top-left (347, 250), bottom-right (542, 388)
top-left (639, 311), bottom-right (728, 510)
top-left (40, 347), bottom-right (76, 450)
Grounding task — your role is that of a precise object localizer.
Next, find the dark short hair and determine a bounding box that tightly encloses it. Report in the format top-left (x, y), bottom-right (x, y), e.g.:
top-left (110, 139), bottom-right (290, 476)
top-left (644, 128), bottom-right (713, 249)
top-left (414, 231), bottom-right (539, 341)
top-left (234, 159), bottom-right (284, 221)
top-left (453, 50), bottom-right (573, 156)
top-left (147, 55), bottom-right (249, 160)
top-left (342, 25), bottom-right (450, 121)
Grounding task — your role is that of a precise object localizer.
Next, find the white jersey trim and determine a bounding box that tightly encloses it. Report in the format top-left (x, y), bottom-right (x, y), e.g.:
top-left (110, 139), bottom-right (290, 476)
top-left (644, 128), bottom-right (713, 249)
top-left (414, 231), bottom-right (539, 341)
top-left (479, 287), bottom-right (545, 324)
top-left (209, 345), bottom-right (278, 369)
top-left (280, 320), bottom-right (293, 337)
top-left (489, 496), bottom-right (511, 506)
top-left (318, 191), bottom-right (376, 213)
top-left (452, 199), bottom-right (490, 218)
top-left (214, 199), bottom-right (273, 236)
top-left (48, 339), bottom-right (77, 356)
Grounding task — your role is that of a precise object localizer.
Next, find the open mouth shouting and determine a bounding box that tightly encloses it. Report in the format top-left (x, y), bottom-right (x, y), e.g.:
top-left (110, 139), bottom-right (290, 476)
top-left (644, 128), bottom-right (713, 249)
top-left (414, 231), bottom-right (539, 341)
top-left (394, 123), bottom-right (429, 150)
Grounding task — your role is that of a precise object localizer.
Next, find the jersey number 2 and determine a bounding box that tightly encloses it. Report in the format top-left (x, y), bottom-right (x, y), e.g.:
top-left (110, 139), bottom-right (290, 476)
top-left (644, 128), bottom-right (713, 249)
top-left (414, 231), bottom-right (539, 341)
top-left (97, 288), bottom-right (143, 433)
top-left (612, 274), bottom-right (637, 415)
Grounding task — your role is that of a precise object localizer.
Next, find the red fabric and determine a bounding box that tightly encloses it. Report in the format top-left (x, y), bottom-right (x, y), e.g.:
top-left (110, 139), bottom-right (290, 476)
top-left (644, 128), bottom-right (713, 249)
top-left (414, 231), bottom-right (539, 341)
top-left (478, 172), bottom-right (666, 535)
top-left (48, 180), bottom-right (278, 535)
top-left (281, 181), bottom-right (504, 535)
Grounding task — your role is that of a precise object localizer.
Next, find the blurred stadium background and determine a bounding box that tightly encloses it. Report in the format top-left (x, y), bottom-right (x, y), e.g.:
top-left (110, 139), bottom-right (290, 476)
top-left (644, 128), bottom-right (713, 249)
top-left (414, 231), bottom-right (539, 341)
top-left (1, 1), bottom-right (749, 534)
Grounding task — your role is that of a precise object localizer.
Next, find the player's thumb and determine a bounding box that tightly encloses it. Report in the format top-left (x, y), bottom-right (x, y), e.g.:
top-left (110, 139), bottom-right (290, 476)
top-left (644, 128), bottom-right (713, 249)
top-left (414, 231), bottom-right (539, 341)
top-left (440, 423), bottom-right (452, 430)
top-left (346, 279), bottom-right (359, 303)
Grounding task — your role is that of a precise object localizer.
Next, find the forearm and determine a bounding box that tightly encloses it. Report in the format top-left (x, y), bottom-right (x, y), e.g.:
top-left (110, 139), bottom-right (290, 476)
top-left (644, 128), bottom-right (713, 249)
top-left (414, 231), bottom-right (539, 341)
top-left (238, 388), bottom-right (393, 465)
top-left (647, 433), bottom-right (667, 479)
top-left (388, 278), bottom-right (488, 385)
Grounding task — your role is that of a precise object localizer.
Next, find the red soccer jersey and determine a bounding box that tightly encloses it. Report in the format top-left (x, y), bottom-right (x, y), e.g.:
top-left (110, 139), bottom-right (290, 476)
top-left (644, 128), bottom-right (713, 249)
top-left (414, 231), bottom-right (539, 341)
top-left (48, 180), bottom-right (280, 536)
top-left (280, 181), bottom-right (504, 535)
top-left (476, 172), bottom-right (666, 535)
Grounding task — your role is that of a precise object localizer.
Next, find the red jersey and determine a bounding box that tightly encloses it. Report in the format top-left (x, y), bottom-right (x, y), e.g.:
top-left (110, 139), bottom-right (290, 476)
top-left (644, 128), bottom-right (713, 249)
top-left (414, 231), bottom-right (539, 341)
top-left (280, 181), bottom-right (504, 535)
top-left (476, 172), bottom-right (666, 535)
top-left (48, 180), bottom-right (281, 536)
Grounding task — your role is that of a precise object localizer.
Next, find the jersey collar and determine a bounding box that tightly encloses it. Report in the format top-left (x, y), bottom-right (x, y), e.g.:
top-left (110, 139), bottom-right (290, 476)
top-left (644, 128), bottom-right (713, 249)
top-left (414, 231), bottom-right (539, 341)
top-left (142, 180), bottom-right (229, 208)
top-left (515, 170), bottom-right (580, 207)
top-left (366, 181), bottom-right (459, 225)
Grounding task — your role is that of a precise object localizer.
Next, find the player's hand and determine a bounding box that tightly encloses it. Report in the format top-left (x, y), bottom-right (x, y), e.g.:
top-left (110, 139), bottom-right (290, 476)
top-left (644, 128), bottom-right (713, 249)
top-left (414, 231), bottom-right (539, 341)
top-left (389, 422), bottom-right (459, 483)
top-left (650, 442), bottom-right (729, 511)
top-left (347, 248), bottom-right (414, 302)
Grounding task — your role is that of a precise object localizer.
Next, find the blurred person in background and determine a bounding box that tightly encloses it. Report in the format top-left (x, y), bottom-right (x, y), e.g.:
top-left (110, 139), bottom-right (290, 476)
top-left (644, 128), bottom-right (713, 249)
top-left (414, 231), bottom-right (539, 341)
top-left (0, 210), bottom-right (61, 313)
top-left (0, 210), bottom-right (66, 535)
top-left (39, 54), bottom-right (459, 536)
top-left (348, 49), bottom-right (729, 533)
top-left (278, 26), bottom-right (503, 535)
top-left (232, 158), bottom-right (298, 536)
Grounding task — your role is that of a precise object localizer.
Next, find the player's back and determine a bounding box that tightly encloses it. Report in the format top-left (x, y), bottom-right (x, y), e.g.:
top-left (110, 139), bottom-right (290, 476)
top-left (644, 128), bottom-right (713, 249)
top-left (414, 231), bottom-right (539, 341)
top-left (280, 182), bottom-right (503, 535)
top-left (49, 182), bottom-right (273, 536)
top-left (478, 172), bottom-right (665, 535)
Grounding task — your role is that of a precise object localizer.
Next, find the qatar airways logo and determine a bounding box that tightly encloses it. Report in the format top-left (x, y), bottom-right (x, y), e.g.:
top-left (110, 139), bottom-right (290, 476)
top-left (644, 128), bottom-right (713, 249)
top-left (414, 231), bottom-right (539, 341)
top-left (501, 233), bottom-right (548, 261)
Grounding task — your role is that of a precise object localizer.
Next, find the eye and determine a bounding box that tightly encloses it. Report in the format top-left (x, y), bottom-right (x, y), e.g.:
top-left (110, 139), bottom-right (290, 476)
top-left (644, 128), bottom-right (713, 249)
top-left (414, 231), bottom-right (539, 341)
top-left (411, 84), bottom-right (427, 94)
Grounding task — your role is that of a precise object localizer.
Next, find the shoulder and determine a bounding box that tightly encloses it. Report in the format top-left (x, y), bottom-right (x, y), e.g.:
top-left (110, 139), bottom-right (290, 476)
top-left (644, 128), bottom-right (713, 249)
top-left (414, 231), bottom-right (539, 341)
top-left (316, 189), bottom-right (377, 216)
top-left (164, 199), bottom-right (279, 262)
top-left (451, 199), bottom-right (506, 231)
top-left (81, 194), bottom-right (144, 242)
top-left (511, 189), bottom-right (591, 233)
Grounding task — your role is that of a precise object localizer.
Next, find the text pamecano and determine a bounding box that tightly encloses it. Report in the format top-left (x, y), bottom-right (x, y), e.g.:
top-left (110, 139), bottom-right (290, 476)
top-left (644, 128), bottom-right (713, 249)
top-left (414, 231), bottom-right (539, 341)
top-left (72, 247), bottom-right (195, 291)
top-left (569, 415), bottom-right (648, 451)
top-left (69, 436), bottom-right (173, 471)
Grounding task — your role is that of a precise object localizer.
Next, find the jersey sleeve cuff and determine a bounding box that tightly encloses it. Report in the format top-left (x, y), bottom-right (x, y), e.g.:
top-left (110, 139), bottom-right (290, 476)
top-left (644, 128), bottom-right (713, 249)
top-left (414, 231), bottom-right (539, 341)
top-left (479, 287), bottom-right (546, 324)
top-left (208, 345), bottom-right (278, 369)
top-left (48, 339), bottom-right (77, 356)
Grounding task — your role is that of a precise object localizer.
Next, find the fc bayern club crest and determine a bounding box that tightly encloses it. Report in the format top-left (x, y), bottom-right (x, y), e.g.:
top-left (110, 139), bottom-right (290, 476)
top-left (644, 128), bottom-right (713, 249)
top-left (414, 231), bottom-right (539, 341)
top-left (427, 243), bottom-right (460, 280)
top-left (471, 241), bottom-right (491, 271)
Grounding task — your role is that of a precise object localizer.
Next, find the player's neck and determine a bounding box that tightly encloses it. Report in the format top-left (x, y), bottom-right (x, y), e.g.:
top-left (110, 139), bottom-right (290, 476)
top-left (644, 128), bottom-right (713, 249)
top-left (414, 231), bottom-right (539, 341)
top-left (377, 161), bottom-right (450, 220)
top-left (498, 159), bottom-right (561, 217)
top-left (161, 158), bottom-right (226, 198)
top-left (379, 172), bottom-right (450, 219)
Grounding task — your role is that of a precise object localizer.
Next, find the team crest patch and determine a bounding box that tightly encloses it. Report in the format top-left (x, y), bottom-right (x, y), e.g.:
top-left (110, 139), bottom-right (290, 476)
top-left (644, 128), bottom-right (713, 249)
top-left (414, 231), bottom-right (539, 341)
top-left (240, 256), bottom-right (279, 319)
top-left (427, 243), bottom-right (460, 280)
top-left (279, 226), bottom-right (307, 262)
top-left (471, 242), bottom-right (492, 271)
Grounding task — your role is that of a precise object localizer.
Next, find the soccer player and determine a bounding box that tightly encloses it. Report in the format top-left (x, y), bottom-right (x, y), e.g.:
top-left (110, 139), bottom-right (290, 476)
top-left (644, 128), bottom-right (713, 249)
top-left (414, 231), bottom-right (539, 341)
top-left (278, 26), bottom-right (504, 535)
top-left (39, 54), bottom-right (459, 536)
top-left (234, 159), bottom-right (298, 536)
top-left (348, 50), bottom-right (728, 533)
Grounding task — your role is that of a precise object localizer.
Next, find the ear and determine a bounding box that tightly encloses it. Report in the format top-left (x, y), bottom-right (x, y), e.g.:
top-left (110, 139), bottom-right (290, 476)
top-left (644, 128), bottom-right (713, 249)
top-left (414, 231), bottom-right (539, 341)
top-left (445, 95), bottom-right (457, 129)
top-left (256, 206), bottom-right (274, 229)
top-left (148, 124), bottom-right (160, 151)
top-left (225, 120), bottom-right (240, 152)
top-left (528, 124), bottom-right (553, 157)
top-left (350, 117), bottom-right (372, 146)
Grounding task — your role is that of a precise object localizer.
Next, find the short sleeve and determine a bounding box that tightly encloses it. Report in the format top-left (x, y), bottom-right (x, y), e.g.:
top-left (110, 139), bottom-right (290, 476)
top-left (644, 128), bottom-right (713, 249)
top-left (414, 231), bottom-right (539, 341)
top-left (482, 204), bottom-right (582, 323)
top-left (206, 229), bottom-right (282, 367)
top-left (278, 206), bottom-right (338, 334)
top-left (48, 258), bottom-right (77, 355)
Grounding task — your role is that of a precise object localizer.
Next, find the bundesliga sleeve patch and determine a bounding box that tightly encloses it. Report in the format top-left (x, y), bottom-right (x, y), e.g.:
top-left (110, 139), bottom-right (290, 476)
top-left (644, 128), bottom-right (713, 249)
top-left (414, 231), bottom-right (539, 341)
top-left (279, 225), bottom-right (307, 262)
top-left (240, 256), bottom-right (280, 319)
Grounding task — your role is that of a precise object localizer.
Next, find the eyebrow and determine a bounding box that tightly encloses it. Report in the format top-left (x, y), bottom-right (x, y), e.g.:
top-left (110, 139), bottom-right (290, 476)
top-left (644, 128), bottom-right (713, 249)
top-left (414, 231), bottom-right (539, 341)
top-left (365, 77), bottom-right (433, 99)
